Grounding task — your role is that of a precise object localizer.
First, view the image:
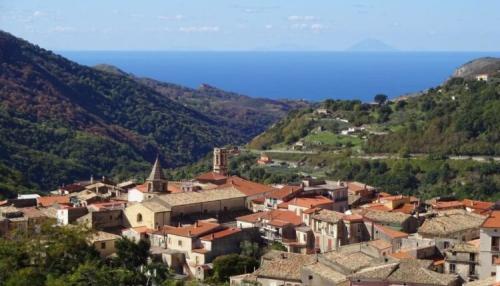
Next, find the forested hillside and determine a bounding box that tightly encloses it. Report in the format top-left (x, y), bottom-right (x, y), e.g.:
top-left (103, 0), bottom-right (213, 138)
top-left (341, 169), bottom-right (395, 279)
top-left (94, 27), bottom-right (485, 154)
top-left (0, 31), bottom-right (304, 196)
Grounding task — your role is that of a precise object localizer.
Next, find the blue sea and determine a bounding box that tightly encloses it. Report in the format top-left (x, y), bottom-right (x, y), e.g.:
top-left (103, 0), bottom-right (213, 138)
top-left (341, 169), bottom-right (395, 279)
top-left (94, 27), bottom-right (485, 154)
top-left (60, 51), bottom-right (500, 102)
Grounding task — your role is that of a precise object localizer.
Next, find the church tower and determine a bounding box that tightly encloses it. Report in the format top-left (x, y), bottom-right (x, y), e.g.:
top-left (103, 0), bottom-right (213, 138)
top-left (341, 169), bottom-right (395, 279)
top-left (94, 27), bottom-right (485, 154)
top-left (146, 156), bottom-right (168, 193)
top-left (213, 147), bottom-right (228, 175)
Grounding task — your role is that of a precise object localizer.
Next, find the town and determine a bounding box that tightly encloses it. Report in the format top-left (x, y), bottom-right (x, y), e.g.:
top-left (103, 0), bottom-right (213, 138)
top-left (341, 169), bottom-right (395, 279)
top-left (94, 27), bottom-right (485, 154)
top-left (1, 147), bottom-right (499, 286)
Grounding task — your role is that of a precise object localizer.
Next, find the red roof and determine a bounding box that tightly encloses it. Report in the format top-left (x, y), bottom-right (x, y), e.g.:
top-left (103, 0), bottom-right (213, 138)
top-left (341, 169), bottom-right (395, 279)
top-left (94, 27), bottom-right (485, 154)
top-left (196, 172), bottom-right (227, 182)
top-left (463, 199), bottom-right (494, 211)
top-left (432, 200), bottom-right (464, 210)
top-left (365, 204), bottom-right (391, 212)
top-left (303, 208), bottom-right (321, 214)
top-left (342, 214), bottom-right (364, 222)
top-left (391, 251), bottom-right (412, 259)
top-left (135, 183), bottom-right (149, 193)
top-left (37, 195), bottom-right (70, 207)
top-left (161, 221), bottom-right (221, 237)
top-left (392, 203), bottom-right (416, 215)
top-left (236, 210), bottom-right (302, 226)
top-left (200, 227), bottom-right (241, 241)
top-left (265, 185), bottom-right (303, 200)
top-left (347, 181), bottom-right (375, 193)
top-left (482, 211), bottom-right (500, 228)
top-left (130, 226), bottom-right (154, 234)
top-left (288, 196), bottom-right (334, 209)
top-left (220, 176), bottom-right (276, 196)
top-left (252, 197), bottom-right (265, 204)
top-left (374, 224), bottom-right (408, 239)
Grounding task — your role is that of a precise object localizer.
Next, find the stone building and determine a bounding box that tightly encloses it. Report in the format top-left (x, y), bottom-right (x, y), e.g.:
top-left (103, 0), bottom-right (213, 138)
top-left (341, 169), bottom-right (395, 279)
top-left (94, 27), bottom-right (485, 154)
top-left (213, 147), bottom-right (228, 175)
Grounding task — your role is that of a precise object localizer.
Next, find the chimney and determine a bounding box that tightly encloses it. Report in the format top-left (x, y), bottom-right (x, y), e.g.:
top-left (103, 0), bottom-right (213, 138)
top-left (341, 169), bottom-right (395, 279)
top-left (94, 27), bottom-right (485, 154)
top-left (90, 175), bottom-right (94, 184)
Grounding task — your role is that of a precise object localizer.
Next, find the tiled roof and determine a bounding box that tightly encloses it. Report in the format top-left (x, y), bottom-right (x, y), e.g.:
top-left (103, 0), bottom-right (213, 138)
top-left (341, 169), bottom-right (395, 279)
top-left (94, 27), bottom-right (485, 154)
top-left (256, 251), bottom-right (315, 281)
top-left (387, 259), bottom-right (458, 285)
top-left (161, 221), bottom-right (221, 238)
top-left (392, 203), bottom-right (416, 215)
top-left (236, 210), bottom-right (302, 226)
top-left (147, 157), bottom-right (167, 181)
top-left (390, 251), bottom-right (413, 260)
top-left (265, 185), bottom-right (303, 200)
top-left (196, 171), bottom-right (227, 182)
top-left (374, 224), bottom-right (409, 239)
top-left (90, 231), bottom-right (121, 242)
top-left (419, 212), bottom-right (485, 236)
top-left (158, 187), bottom-right (245, 207)
top-left (311, 209), bottom-right (344, 224)
top-left (347, 181), bottom-right (376, 193)
top-left (140, 198), bottom-right (171, 212)
top-left (463, 199), bottom-right (494, 211)
top-left (342, 214), bottom-right (364, 222)
top-left (369, 239), bottom-right (392, 250)
top-left (200, 227), bottom-right (241, 241)
top-left (448, 240), bottom-right (479, 253)
top-left (363, 209), bottom-right (411, 225)
top-left (220, 176), bottom-right (276, 196)
top-left (432, 200), bottom-right (464, 210)
top-left (482, 210), bottom-right (500, 228)
top-left (288, 196), bottom-right (334, 209)
top-left (37, 195), bottom-right (70, 207)
top-left (322, 251), bottom-right (378, 272)
top-left (304, 262), bottom-right (347, 284)
top-left (465, 276), bottom-right (496, 286)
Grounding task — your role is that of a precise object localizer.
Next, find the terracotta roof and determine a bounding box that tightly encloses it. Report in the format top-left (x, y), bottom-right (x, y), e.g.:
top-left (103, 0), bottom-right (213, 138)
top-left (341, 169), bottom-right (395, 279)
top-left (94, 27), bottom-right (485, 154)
top-left (363, 209), bottom-right (411, 225)
top-left (200, 227), bottom-right (241, 241)
top-left (196, 171), bottom-right (227, 182)
top-left (390, 251), bottom-right (412, 259)
top-left (392, 203), bottom-right (416, 215)
top-left (365, 204), bottom-right (391, 212)
top-left (374, 224), bottom-right (409, 239)
top-left (419, 212), bottom-right (485, 236)
top-left (37, 195), bottom-right (70, 207)
top-left (161, 221), bottom-right (221, 237)
top-left (158, 187), bottom-right (245, 206)
top-left (369, 239), bottom-right (392, 250)
top-left (343, 214), bottom-right (364, 222)
top-left (482, 211), bottom-right (500, 228)
top-left (90, 231), bottom-right (121, 242)
top-left (463, 199), bottom-right (494, 211)
top-left (236, 209), bottom-right (302, 226)
top-left (130, 226), bottom-right (153, 234)
top-left (255, 251), bottom-right (315, 281)
top-left (134, 183), bottom-right (149, 193)
top-left (303, 207), bottom-right (320, 214)
top-left (432, 200), bottom-right (464, 210)
top-left (380, 195), bottom-right (405, 201)
top-left (347, 181), bottom-right (376, 193)
top-left (220, 176), bottom-right (276, 196)
top-left (287, 196), bottom-right (334, 209)
top-left (265, 185), bottom-right (302, 200)
top-left (251, 197), bottom-right (265, 204)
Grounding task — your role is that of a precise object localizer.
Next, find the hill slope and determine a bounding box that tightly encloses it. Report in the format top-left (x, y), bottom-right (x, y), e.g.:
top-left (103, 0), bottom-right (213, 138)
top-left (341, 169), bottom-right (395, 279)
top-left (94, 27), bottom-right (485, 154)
top-left (94, 64), bottom-right (310, 138)
top-left (0, 31), bottom-right (303, 195)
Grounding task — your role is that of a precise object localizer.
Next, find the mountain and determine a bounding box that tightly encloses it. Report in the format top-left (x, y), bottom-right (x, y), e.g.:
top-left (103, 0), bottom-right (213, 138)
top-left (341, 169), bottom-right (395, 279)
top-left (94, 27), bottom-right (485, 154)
top-left (249, 59), bottom-right (500, 156)
top-left (347, 39), bottom-right (397, 52)
top-left (93, 64), bottom-right (310, 139)
top-left (451, 57), bottom-right (500, 80)
top-left (0, 31), bottom-right (306, 196)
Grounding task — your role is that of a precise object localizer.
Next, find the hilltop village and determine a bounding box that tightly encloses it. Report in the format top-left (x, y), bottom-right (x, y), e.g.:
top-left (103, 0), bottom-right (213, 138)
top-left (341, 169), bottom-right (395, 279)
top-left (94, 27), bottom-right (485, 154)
top-left (1, 148), bottom-right (500, 286)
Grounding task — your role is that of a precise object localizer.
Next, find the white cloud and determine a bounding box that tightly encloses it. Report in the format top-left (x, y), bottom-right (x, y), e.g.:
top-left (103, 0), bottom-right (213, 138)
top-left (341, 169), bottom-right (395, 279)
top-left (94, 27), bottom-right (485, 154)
top-left (33, 10), bottom-right (45, 17)
top-left (158, 14), bottom-right (184, 21)
top-left (288, 15), bottom-right (318, 21)
top-left (311, 23), bottom-right (325, 32)
top-left (291, 23), bottom-right (327, 33)
top-left (179, 26), bottom-right (219, 33)
top-left (265, 24), bottom-right (273, 29)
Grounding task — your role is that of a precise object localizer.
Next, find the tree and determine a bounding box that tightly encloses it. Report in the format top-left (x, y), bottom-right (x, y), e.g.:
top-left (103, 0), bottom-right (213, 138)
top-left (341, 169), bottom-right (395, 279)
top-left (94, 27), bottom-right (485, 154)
top-left (113, 237), bottom-right (150, 270)
top-left (212, 254), bottom-right (259, 282)
top-left (374, 94), bottom-right (388, 105)
top-left (240, 240), bottom-right (260, 259)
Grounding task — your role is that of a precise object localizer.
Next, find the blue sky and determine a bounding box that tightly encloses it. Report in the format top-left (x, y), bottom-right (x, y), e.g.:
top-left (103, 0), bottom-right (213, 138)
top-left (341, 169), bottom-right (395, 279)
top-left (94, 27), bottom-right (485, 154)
top-left (1, 0), bottom-right (499, 51)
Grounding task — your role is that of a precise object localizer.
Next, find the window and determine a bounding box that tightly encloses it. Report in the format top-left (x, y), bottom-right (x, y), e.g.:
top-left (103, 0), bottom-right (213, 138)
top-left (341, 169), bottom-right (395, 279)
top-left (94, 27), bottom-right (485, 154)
top-left (492, 237), bottom-right (500, 251)
top-left (443, 241), bottom-right (450, 249)
top-left (470, 253), bottom-right (476, 262)
top-left (136, 213), bottom-right (143, 222)
top-left (178, 240), bottom-right (182, 247)
top-left (100, 242), bottom-right (106, 249)
top-left (449, 263), bottom-right (456, 273)
top-left (470, 264), bottom-right (476, 275)
top-left (492, 255), bottom-right (499, 264)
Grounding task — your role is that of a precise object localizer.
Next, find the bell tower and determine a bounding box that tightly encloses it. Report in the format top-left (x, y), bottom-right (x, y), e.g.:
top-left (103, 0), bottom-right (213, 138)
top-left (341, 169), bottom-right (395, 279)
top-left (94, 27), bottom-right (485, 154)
top-left (213, 147), bottom-right (228, 175)
top-left (146, 156), bottom-right (168, 193)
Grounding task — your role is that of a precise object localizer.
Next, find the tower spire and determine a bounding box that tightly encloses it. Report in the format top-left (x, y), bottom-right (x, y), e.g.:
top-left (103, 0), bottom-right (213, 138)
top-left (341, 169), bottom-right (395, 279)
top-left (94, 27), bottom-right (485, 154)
top-left (146, 155), bottom-right (167, 192)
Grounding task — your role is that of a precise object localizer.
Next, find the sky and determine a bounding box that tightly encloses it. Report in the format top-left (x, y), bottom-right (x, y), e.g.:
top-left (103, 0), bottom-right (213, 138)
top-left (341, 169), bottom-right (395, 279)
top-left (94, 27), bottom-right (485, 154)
top-left (1, 0), bottom-right (500, 51)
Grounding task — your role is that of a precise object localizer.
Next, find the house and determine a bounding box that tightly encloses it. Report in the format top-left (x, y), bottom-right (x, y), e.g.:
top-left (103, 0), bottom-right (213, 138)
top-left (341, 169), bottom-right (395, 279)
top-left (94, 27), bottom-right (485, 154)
top-left (236, 209), bottom-right (302, 243)
top-left (302, 179), bottom-right (349, 212)
top-left (220, 176), bottom-right (277, 210)
top-left (309, 208), bottom-right (346, 252)
top-left (419, 211), bottom-right (485, 251)
top-left (349, 258), bottom-right (460, 286)
top-left (476, 74), bottom-right (489, 81)
top-left (195, 172), bottom-right (227, 185)
top-left (231, 251), bottom-right (316, 286)
top-left (257, 153), bottom-right (273, 165)
top-left (37, 195), bottom-right (70, 207)
top-left (122, 226), bottom-right (153, 242)
top-left (431, 200), bottom-right (465, 213)
top-left (76, 208), bottom-right (123, 230)
top-left (286, 196), bottom-right (335, 216)
top-left (444, 239), bottom-right (480, 282)
top-left (347, 181), bottom-right (377, 207)
top-left (90, 231), bottom-right (121, 258)
top-left (343, 213), bottom-right (368, 244)
top-left (479, 210), bottom-right (500, 279)
top-left (264, 185), bottom-right (303, 209)
top-left (56, 206), bottom-right (88, 225)
top-left (362, 209), bottom-right (419, 234)
top-left (463, 199), bottom-right (494, 215)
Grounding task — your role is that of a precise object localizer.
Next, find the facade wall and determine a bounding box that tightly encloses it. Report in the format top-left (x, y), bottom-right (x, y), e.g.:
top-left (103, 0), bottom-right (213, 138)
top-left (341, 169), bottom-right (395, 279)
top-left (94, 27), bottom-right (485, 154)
top-left (93, 239), bottom-right (117, 258)
top-left (479, 228), bottom-right (500, 279)
top-left (123, 204), bottom-right (170, 229)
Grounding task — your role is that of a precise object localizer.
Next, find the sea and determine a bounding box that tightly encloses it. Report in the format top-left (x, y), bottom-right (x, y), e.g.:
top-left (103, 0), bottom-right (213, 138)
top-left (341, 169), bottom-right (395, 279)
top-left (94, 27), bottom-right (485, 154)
top-left (60, 51), bottom-right (500, 102)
